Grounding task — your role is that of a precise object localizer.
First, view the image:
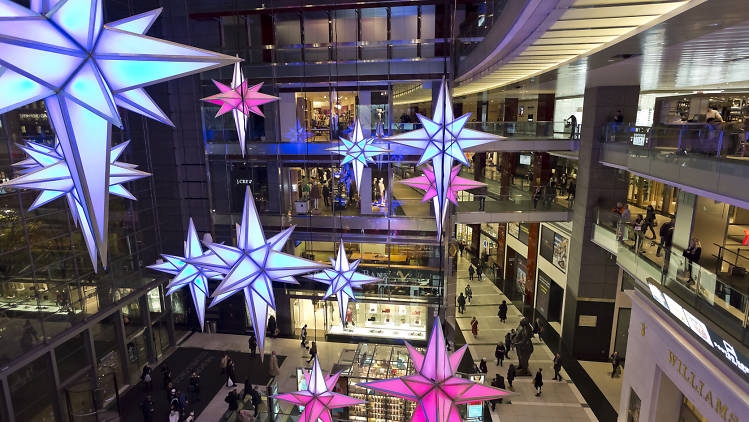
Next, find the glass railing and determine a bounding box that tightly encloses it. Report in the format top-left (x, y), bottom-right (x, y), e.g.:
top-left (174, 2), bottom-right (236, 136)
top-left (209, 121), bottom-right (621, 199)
top-left (390, 121), bottom-right (579, 139)
top-left (593, 208), bottom-right (749, 344)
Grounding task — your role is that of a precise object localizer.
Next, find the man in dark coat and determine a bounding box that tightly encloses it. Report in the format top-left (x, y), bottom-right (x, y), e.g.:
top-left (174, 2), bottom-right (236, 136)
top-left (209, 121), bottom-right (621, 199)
top-left (498, 300), bottom-right (508, 323)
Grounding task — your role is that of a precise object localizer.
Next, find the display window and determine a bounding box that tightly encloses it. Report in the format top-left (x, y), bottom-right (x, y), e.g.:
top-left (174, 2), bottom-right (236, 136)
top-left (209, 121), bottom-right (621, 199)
top-left (291, 297), bottom-right (427, 341)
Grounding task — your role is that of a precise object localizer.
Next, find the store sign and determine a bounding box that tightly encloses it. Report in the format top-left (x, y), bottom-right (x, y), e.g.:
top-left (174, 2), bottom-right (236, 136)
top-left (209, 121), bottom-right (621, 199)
top-left (666, 349), bottom-right (741, 422)
top-left (508, 222), bottom-right (530, 245)
top-left (648, 283), bottom-right (749, 378)
top-left (632, 133), bottom-right (646, 146)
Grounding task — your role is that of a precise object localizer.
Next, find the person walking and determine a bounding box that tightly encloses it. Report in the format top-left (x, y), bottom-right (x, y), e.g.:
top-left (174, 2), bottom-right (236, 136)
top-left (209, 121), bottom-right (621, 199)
top-left (307, 341), bottom-right (317, 364)
top-left (226, 357), bottom-right (236, 387)
top-left (269, 351), bottom-right (280, 381)
top-left (225, 388), bottom-right (239, 414)
top-left (610, 351), bottom-right (621, 378)
top-left (250, 385), bottom-right (262, 417)
top-left (497, 300), bottom-right (508, 323)
top-left (268, 315), bottom-right (277, 338)
top-left (656, 219), bottom-right (674, 258)
top-left (533, 186), bottom-right (542, 209)
top-left (188, 372), bottom-right (200, 403)
top-left (683, 239), bottom-right (702, 284)
top-left (459, 242), bottom-right (465, 256)
top-left (457, 293), bottom-right (466, 314)
top-left (490, 374), bottom-right (506, 410)
top-left (553, 353), bottom-right (563, 381)
top-left (465, 284), bottom-right (472, 303)
top-left (140, 395), bottom-right (155, 422)
top-left (220, 353), bottom-right (229, 375)
top-left (476, 265), bottom-right (483, 281)
top-left (161, 364), bottom-right (172, 390)
top-left (140, 365), bottom-right (153, 392)
top-left (248, 333), bottom-right (257, 358)
top-left (468, 265), bottom-right (474, 281)
top-left (495, 343), bottom-right (505, 366)
top-left (504, 331), bottom-right (512, 358)
top-left (507, 364), bottom-right (516, 390)
top-left (322, 183), bottom-right (330, 208)
top-left (301, 324), bottom-right (308, 347)
top-left (534, 368), bottom-right (543, 396)
top-left (644, 205), bottom-right (657, 239)
top-left (479, 358), bottom-right (488, 374)
top-left (471, 317), bottom-right (478, 337)
top-left (169, 404), bottom-right (180, 422)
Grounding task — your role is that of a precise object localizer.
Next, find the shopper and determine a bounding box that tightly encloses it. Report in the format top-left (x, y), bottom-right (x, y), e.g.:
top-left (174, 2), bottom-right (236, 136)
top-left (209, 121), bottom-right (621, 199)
top-left (226, 357), bottom-right (236, 387)
top-left (534, 368), bottom-right (543, 396)
top-left (465, 284), bottom-right (472, 303)
top-left (250, 385), bottom-right (262, 417)
top-left (566, 114), bottom-right (577, 139)
top-left (683, 239), bottom-right (702, 284)
top-left (533, 186), bottom-right (542, 209)
top-left (476, 264), bottom-right (483, 281)
top-left (268, 315), bottom-right (277, 338)
top-left (140, 395), bottom-right (155, 422)
top-left (225, 388), bottom-right (239, 414)
top-left (471, 317), bottom-right (478, 337)
top-left (188, 372), bottom-right (200, 403)
top-left (567, 180), bottom-right (576, 204)
top-left (459, 242), bottom-right (465, 256)
top-left (490, 374), bottom-right (506, 410)
top-left (656, 220), bottom-right (674, 258)
top-left (553, 353), bottom-right (563, 381)
top-left (140, 365), bottom-right (152, 392)
top-left (468, 265), bottom-right (474, 281)
top-left (498, 300), bottom-right (508, 323)
top-left (479, 358), bottom-right (488, 374)
top-left (610, 351), bottom-right (621, 378)
top-left (505, 331), bottom-right (513, 358)
top-left (322, 183), bottom-right (330, 208)
top-left (307, 341), bottom-right (318, 364)
top-left (507, 364), bottom-right (516, 390)
top-left (301, 324), bottom-right (308, 347)
top-left (269, 351), bottom-right (280, 381)
top-left (495, 343), bottom-right (505, 366)
top-left (644, 205), bottom-right (657, 239)
top-left (248, 333), bottom-right (257, 358)
top-left (618, 204), bottom-right (631, 241)
top-left (633, 214), bottom-right (644, 253)
top-left (457, 293), bottom-right (466, 314)
top-left (169, 404), bottom-right (180, 422)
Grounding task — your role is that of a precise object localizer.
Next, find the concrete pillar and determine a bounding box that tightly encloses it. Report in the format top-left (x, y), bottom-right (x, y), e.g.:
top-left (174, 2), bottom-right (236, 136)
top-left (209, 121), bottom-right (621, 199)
top-left (470, 224), bottom-right (481, 256)
top-left (279, 92), bottom-right (296, 142)
top-left (562, 85), bottom-right (638, 360)
top-left (360, 167), bottom-right (373, 215)
top-left (504, 98), bottom-right (519, 122)
top-left (358, 90), bottom-right (372, 135)
top-left (499, 152), bottom-right (518, 199)
top-left (672, 191), bottom-right (696, 251)
top-left (495, 223), bottom-right (507, 286)
top-left (525, 223), bottom-right (540, 315)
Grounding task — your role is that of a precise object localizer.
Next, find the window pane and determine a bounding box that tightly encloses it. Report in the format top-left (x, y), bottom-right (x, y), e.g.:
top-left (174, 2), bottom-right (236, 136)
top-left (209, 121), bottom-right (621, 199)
top-left (55, 332), bottom-right (89, 383)
top-left (10, 354), bottom-right (57, 421)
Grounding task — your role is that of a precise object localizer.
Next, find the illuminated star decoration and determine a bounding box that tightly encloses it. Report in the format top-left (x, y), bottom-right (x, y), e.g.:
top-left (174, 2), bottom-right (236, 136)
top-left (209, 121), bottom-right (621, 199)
top-left (306, 242), bottom-right (380, 324)
top-left (386, 78), bottom-right (501, 235)
top-left (201, 61), bottom-right (278, 156)
top-left (399, 165), bottom-right (486, 234)
top-left (327, 118), bottom-right (390, 191)
top-left (285, 119), bottom-right (314, 143)
top-left (191, 186), bottom-right (326, 354)
top-left (148, 218), bottom-right (223, 331)
top-left (359, 317), bottom-right (508, 422)
top-left (274, 355), bottom-right (366, 422)
top-left (4, 139), bottom-right (149, 265)
top-left (0, 0), bottom-right (239, 270)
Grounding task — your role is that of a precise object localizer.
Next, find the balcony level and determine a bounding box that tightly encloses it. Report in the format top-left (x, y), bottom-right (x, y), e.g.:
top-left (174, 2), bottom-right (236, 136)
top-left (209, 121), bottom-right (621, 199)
top-left (599, 123), bottom-right (749, 209)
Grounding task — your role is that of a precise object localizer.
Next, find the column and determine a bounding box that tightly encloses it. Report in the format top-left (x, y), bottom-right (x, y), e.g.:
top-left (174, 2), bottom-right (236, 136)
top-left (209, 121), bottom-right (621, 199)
top-left (495, 223), bottom-right (507, 286)
top-left (499, 152), bottom-right (518, 199)
top-left (279, 92), bottom-right (296, 142)
top-left (358, 90), bottom-right (372, 135)
top-left (360, 167), bottom-right (373, 215)
top-left (525, 223), bottom-right (540, 316)
top-left (562, 85), bottom-right (638, 360)
top-left (531, 152), bottom-right (551, 193)
top-left (504, 98), bottom-right (519, 121)
top-left (672, 191), bottom-right (696, 250)
top-left (537, 93), bottom-right (555, 136)
top-left (470, 224), bottom-right (481, 256)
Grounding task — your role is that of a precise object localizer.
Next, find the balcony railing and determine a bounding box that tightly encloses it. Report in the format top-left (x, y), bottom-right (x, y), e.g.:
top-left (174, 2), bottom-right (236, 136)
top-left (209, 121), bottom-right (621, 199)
top-left (593, 208), bottom-right (749, 342)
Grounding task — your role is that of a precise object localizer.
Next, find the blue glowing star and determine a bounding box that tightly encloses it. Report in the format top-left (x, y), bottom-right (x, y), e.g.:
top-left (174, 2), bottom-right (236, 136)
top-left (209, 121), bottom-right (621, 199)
top-left (285, 120), bottom-right (314, 143)
top-left (148, 218), bottom-right (223, 331)
top-left (0, 0), bottom-right (239, 270)
top-left (386, 78), bottom-right (501, 235)
top-left (3, 139), bottom-right (149, 266)
top-left (305, 242), bottom-right (380, 324)
top-left (191, 187), bottom-right (326, 354)
top-left (326, 118), bottom-right (390, 191)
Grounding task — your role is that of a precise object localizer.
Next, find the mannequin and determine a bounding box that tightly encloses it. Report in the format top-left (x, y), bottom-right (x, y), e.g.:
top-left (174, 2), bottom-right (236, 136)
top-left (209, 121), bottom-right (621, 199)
top-left (378, 178), bottom-right (385, 204)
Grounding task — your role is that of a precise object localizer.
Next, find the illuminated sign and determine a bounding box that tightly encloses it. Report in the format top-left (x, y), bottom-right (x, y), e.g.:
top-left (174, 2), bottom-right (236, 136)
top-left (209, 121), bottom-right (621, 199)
top-left (632, 133), bottom-right (646, 146)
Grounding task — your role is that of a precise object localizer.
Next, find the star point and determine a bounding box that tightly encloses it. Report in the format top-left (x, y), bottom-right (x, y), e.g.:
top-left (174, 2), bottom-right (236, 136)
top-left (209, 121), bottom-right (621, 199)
top-left (327, 118), bottom-right (390, 191)
top-left (0, 0), bottom-right (239, 269)
top-left (359, 317), bottom-right (508, 422)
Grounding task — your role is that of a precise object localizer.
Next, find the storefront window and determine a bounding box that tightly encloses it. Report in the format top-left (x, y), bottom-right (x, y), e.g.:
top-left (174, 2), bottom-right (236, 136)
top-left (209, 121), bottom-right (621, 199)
top-left (146, 287), bottom-right (163, 320)
top-left (55, 332), bottom-right (90, 384)
top-left (125, 333), bottom-right (148, 383)
top-left (151, 320), bottom-right (171, 359)
top-left (92, 314), bottom-right (125, 385)
top-left (121, 301), bottom-right (144, 337)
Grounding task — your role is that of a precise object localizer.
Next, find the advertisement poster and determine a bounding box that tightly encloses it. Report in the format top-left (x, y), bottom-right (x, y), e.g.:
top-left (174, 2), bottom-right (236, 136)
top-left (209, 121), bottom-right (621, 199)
top-left (535, 271), bottom-right (552, 319)
top-left (540, 226), bottom-right (555, 263)
top-left (516, 266), bottom-right (527, 292)
top-left (553, 233), bottom-right (569, 273)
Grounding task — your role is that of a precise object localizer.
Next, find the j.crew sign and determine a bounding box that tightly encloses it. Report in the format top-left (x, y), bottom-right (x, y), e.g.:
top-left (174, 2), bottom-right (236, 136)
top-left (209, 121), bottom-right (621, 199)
top-left (667, 349), bottom-right (740, 422)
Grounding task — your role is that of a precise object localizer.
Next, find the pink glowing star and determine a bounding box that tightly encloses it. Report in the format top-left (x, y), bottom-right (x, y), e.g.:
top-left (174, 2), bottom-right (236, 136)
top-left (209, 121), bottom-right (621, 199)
top-left (358, 317), bottom-right (508, 422)
top-left (399, 165), bottom-right (486, 235)
top-left (201, 61), bottom-right (278, 155)
top-left (274, 356), bottom-right (366, 422)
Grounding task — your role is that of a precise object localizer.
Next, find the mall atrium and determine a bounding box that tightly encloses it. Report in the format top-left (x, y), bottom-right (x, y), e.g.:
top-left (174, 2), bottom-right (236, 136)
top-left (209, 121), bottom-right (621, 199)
top-left (0, 0), bottom-right (747, 421)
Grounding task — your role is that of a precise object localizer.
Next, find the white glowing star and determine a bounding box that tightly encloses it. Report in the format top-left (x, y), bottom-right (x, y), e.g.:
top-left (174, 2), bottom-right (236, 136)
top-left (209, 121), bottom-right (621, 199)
top-left (326, 118), bottom-right (390, 191)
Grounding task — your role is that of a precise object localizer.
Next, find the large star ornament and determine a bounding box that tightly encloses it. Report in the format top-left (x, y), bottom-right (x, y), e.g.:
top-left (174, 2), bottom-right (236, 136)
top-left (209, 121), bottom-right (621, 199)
top-left (0, 0), bottom-right (239, 269)
top-left (4, 139), bottom-right (149, 265)
top-left (399, 165), bottom-right (486, 234)
top-left (359, 317), bottom-right (508, 422)
top-left (201, 61), bottom-right (278, 156)
top-left (306, 242), bottom-right (380, 324)
top-left (327, 118), bottom-right (390, 191)
top-left (148, 218), bottom-right (223, 331)
top-left (386, 78), bottom-right (501, 235)
top-left (285, 119), bottom-right (314, 143)
top-left (274, 355), bottom-right (366, 422)
top-left (191, 187), bottom-right (326, 354)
